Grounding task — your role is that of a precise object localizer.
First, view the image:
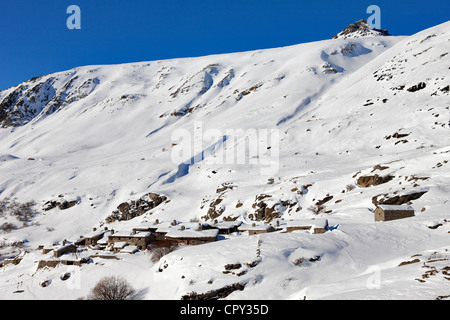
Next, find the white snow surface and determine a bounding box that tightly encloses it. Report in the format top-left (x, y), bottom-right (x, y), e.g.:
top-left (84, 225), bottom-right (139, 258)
top-left (0, 21), bottom-right (449, 300)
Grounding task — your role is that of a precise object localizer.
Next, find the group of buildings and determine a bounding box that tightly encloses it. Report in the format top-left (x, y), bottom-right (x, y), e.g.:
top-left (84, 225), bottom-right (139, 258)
top-left (32, 217), bottom-right (331, 267)
top-left (2, 204), bottom-right (415, 270)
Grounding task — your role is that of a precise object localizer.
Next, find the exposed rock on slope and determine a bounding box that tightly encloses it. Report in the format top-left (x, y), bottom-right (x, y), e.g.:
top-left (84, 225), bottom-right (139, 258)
top-left (332, 19), bottom-right (391, 39)
top-left (357, 174), bottom-right (395, 188)
top-left (106, 193), bottom-right (168, 223)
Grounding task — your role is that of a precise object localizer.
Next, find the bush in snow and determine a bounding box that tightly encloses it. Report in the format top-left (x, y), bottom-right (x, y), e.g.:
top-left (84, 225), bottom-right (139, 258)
top-left (150, 245), bottom-right (178, 263)
top-left (0, 198), bottom-right (37, 222)
top-left (88, 276), bottom-right (137, 300)
top-left (307, 204), bottom-right (325, 215)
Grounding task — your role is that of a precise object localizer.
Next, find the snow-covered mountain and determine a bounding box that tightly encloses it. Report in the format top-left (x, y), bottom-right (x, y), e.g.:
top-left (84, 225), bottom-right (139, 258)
top-left (0, 20), bottom-right (448, 300)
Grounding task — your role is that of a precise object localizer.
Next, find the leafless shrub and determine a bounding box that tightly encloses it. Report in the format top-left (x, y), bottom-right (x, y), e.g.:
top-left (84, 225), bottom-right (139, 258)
top-left (88, 276), bottom-right (137, 300)
top-left (292, 257), bottom-right (307, 266)
top-left (10, 241), bottom-right (25, 248)
top-left (0, 198), bottom-right (10, 217)
top-left (345, 184), bottom-right (356, 192)
top-left (0, 198), bottom-right (37, 222)
top-left (150, 245), bottom-right (178, 263)
top-left (307, 204), bottom-right (325, 215)
top-left (1, 222), bottom-right (18, 233)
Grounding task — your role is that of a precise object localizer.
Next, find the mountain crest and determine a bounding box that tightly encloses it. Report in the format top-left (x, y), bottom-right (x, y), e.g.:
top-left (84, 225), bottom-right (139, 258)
top-left (332, 19), bottom-right (391, 39)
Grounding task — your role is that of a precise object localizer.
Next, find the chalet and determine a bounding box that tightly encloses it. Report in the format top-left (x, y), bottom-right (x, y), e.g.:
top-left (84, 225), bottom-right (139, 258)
top-left (374, 205), bottom-right (415, 222)
top-left (238, 223), bottom-right (276, 235)
top-left (165, 226), bottom-right (219, 245)
top-left (108, 230), bottom-right (154, 250)
top-left (286, 219), bottom-right (329, 234)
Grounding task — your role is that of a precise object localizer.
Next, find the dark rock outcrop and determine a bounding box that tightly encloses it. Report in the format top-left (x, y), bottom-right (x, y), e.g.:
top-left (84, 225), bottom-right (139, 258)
top-left (106, 193), bottom-right (167, 223)
top-left (372, 191), bottom-right (428, 206)
top-left (43, 199), bottom-right (78, 211)
top-left (181, 282), bottom-right (246, 300)
top-left (332, 19), bottom-right (390, 40)
top-left (407, 82), bottom-right (427, 92)
top-left (357, 174), bottom-right (395, 188)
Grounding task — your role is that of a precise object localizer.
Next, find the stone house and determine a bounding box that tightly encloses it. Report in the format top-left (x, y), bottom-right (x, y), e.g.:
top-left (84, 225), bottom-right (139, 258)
top-left (164, 226), bottom-right (219, 245)
top-left (37, 252), bottom-right (91, 269)
top-left (3, 256), bottom-right (22, 266)
top-left (238, 223), bottom-right (276, 235)
top-left (107, 230), bottom-right (154, 250)
top-left (286, 219), bottom-right (329, 234)
top-left (374, 205), bottom-right (415, 222)
top-left (53, 244), bottom-right (77, 258)
top-left (80, 228), bottom-right (108, 246)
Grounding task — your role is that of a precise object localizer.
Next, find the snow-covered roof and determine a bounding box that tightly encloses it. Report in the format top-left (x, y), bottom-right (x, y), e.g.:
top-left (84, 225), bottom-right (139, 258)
top-left (120, 246), bottom-right (139, 253)
top-left (110, 231), bottom-right (151, 238)
top-left (287, 219), bottom-right (328, 228)
top-left (153, 220), bottom-right (179, 233)
top-left (203, 221), bottom-right (242, 229)
top-left (113, 241), bottom-right (128, 248)
top-left (43, 251), bottom-right (90, 261)
top-left (165, 228), bottom-right (219, 239)
top-left (377, 205), bottom-right (414, 211)
top-left (154, 225), bottom-right (173, 233)
top-left (238, 223), bottom-right (274, 231)
top-left (84, 229), bottom-right (106, 238)
top-left (54, 243), bottom-right (76, 252)
top-left (132, 224), bottom-right (158, 230)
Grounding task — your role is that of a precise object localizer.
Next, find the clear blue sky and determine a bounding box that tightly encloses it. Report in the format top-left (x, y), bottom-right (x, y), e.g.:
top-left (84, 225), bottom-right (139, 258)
top-left (0, 0), bottom-right (448, 91)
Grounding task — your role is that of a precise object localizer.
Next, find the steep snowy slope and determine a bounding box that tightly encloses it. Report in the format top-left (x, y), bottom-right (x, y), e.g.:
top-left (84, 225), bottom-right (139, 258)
top-left (0, 20), bottom-right (448, 300)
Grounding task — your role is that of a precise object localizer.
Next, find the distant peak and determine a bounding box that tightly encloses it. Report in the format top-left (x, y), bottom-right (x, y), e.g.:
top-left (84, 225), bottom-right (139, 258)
top-left (332, 19), bottom-right (391, 39)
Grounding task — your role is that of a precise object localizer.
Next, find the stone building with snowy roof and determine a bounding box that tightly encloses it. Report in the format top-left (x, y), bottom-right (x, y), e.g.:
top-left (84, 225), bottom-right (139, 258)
top-left (202, 220), bottom-right (243, 234)
top-left (286, 219), bottom-right (329, 234)
top-left (77, 228), bottom-right (108, 247)
top-left (374, 205), bottom-right (415, 222)
top-left (164, 226), bottom-right (219, 245)
top-left (107, 230), bottom-right (154, 250)
top-left (53, 243), bottom-right (78, 258)
top-left (238, 223), bottom-right (276, 235)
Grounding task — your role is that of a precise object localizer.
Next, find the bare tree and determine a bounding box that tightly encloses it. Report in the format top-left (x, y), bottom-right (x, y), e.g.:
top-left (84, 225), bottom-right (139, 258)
top-left (88, 276), bottom-right (136, 300)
